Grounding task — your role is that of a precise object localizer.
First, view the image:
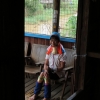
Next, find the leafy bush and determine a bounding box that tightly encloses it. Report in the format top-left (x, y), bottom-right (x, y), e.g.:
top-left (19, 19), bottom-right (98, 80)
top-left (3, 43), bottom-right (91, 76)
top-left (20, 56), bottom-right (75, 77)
top-left (25, 0), bottom-right (44, 16)
top-left (65, 16), bottom-right (77, 38)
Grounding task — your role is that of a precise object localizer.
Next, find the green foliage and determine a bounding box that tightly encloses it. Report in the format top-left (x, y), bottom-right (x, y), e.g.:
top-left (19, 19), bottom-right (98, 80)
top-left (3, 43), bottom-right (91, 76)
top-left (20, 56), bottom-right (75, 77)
top-left (65, 16), bottom-right (77, 38)
top-left (60, 0), bottom-right (78, 15)
top-left (25, 9), bottom-right (53, 24)
top-left (25, 0), bottom-right (44, 16)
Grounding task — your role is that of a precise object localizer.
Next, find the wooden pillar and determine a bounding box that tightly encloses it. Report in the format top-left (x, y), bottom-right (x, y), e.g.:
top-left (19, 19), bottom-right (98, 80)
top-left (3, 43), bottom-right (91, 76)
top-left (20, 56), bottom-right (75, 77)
top-left (52, 0), bottom-right (60, 32)
top-left (75, 0), bottom-right (90, 90)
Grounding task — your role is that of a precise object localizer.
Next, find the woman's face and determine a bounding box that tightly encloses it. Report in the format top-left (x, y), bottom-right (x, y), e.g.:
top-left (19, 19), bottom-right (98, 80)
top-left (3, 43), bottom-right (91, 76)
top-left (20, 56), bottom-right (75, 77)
top-left (50, 38), bottom-right (59, 47)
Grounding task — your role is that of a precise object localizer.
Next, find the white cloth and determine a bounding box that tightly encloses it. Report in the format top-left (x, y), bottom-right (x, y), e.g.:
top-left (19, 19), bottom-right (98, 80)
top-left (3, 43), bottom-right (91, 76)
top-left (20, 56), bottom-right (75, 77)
top-left (45, 52), bottom-right (67, 78)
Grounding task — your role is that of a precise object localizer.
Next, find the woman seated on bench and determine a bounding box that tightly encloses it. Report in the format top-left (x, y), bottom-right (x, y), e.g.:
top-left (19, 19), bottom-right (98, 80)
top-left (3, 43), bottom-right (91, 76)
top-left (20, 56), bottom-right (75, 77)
top-left (29, 32), bottom-right (67, 100)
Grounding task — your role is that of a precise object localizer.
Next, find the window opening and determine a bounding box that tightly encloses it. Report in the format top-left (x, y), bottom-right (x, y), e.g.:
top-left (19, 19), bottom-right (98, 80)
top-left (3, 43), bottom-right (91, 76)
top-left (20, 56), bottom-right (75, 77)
top-left (59, 0), bottom-right (78, 38)
top-left (25, 0), bottom-right (78, 38)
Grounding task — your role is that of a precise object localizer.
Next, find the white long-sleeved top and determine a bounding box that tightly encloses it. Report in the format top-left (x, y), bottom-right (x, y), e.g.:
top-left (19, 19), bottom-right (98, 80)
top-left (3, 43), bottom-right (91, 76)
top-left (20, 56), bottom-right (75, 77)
top-left (45, 52), bottom-right (67, 78)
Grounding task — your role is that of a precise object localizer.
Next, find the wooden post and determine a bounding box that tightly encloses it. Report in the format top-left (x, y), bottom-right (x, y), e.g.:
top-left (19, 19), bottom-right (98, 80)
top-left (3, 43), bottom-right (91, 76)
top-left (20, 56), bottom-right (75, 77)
top-left (75, 0), bottom-right (90, 90)
top-left (52, 0), bottom-right (60, 32)
top-left (75, 0), bottom-right (83, 91)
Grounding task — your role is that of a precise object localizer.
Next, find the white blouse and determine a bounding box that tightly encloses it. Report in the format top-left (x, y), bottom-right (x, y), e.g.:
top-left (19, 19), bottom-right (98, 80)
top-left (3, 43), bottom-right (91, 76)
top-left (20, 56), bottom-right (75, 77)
top-left (45, 52), bottom-right (67, 78)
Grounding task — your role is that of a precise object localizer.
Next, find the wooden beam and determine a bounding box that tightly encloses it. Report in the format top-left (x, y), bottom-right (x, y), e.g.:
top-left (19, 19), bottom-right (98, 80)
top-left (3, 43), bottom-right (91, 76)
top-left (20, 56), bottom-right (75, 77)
top-left (52, 0), bottom-right (60, 32)
top-left (88, 52), bottom-right (100, 58)
top-left (75, 0), bottom-right (90, 90)
top-left (67, 90), bottom-right (82, 100)
top-left (75, 0), bottom-right (83, 90)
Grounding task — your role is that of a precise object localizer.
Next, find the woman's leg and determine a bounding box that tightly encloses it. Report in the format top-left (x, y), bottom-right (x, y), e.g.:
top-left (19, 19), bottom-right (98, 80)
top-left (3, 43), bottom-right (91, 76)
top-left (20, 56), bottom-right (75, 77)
top-left (44, 74), bottom-right (51, 99)
top-left (49, 70), bottom-right (60, 80)
top-left (34, 72), bottom-right (44, 94)
top-left (43, 70), bottom-right (60, 99)
top-left (29, 72), bottom-right (44, 100)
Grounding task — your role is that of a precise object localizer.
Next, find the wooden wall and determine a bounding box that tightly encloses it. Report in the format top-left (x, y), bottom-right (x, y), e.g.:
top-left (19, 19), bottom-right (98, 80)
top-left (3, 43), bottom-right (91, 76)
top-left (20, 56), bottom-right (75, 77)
top-left (85, 0), bottom-right (100, 99)
top-left (25, 36), bottom-right (75, 49)
top-left (67, 0), bottom-right (100, 99)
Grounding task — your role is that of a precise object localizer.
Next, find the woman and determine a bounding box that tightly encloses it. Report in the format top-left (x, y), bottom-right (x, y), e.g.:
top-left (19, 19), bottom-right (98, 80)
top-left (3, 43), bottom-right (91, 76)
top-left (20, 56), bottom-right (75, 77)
top-left (29, 32), bottom-right (67, 100)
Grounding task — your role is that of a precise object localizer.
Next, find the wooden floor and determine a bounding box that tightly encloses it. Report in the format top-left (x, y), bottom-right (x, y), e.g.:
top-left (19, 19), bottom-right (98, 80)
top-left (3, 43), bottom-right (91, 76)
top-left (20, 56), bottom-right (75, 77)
top-left (25, 74), bottom-right (72, 100)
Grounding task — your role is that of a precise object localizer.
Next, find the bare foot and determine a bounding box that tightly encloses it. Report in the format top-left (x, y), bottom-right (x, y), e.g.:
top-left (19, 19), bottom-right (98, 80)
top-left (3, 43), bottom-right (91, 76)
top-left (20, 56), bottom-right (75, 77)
top-left (43, 98), bottom-right (50, 100)
top-left (29, 94), bottom-right (38, 100)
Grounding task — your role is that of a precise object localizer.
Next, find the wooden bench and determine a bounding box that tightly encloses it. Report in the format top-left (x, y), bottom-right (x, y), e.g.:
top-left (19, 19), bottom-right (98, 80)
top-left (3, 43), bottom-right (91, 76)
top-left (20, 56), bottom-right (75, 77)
top-left (25, 43), bottom-right (48, 76)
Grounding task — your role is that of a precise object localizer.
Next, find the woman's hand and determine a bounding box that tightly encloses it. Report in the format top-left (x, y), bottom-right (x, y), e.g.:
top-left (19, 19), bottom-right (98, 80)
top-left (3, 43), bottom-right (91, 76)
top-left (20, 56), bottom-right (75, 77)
top-left (44, 69), bottom-right (48, 76)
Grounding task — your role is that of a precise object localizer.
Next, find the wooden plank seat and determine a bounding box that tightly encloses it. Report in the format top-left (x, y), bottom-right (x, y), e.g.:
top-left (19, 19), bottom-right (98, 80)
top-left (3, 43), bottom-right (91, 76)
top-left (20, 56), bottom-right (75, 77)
top-left (63, 48), bottom-right (76, 93)
top-left (25, 65), bottom-right (41, 74)
top-left (25, 44), bottom-right (48, 76)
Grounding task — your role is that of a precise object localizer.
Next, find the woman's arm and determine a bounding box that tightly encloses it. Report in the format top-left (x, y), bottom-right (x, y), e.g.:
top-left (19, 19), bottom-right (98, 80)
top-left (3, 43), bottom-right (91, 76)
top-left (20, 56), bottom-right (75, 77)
top-left (57, 53), bottom-right (67, 71)
top-left (44, 59), bottom-right (49, 71)
top-left (43, 59), bottom-right (49, 76)
top-left (57, 61), bottom-right (65, 71)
